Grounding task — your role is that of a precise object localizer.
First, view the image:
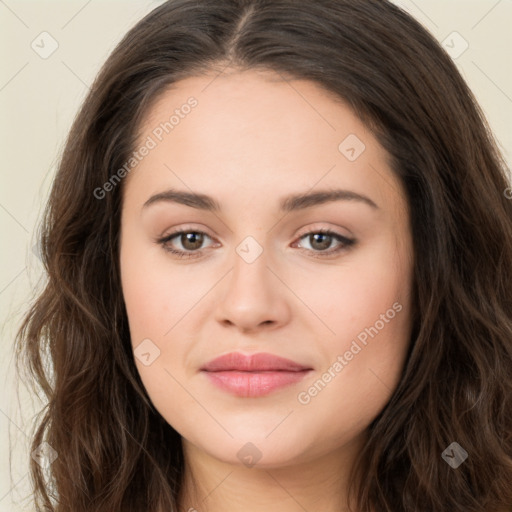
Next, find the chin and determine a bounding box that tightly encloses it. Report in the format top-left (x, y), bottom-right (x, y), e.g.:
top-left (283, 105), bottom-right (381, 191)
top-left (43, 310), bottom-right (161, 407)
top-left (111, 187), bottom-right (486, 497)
top-left (184, 427), bottom-right (318, 469)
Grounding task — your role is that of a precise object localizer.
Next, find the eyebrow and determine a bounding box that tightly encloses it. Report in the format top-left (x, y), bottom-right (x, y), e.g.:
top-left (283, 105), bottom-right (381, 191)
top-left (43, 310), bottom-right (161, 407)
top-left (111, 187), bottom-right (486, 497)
top-left (142, 188), bottom-right (379, 212)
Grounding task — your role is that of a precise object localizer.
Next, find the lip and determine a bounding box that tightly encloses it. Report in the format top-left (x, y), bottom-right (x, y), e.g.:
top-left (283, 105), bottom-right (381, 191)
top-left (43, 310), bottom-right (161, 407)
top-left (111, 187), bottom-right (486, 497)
top-left (200, 352), bottom-right (313, 397)
top-left (201, 352), bottom-right (311, 372)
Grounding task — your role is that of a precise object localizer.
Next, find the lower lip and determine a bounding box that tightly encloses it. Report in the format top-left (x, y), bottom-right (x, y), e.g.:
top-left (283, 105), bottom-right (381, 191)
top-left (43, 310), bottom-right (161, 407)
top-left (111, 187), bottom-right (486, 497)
top-left (202, 370), bottom-right (311, 397)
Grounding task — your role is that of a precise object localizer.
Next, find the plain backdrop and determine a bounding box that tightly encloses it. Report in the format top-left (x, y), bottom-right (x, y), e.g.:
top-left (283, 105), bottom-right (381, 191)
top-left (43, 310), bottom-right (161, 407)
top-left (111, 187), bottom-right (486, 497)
top-left (1, 0), bottom-right (511, 510)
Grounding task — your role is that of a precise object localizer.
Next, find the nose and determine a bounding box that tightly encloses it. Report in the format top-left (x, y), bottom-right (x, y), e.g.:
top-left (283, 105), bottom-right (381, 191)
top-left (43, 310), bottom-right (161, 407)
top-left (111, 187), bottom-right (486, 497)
top-left (214, 244), bottom-right (291, 333)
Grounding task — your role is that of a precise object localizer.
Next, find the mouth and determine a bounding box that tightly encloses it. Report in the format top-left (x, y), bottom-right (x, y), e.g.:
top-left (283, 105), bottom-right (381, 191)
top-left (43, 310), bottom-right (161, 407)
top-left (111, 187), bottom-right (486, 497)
top-left (200, 352), bottom-right (313, 397)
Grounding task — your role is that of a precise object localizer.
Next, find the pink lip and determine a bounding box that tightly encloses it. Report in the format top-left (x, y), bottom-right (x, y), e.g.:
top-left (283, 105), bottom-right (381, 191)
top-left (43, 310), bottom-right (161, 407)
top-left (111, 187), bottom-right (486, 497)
top-left (200, 352), bottom-right (313, 397)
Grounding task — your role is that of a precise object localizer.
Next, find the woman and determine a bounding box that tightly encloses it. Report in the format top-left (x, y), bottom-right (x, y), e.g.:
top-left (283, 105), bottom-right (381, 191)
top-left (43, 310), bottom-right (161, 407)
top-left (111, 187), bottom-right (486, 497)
top-left (15, 0), bottom-right (512, 511)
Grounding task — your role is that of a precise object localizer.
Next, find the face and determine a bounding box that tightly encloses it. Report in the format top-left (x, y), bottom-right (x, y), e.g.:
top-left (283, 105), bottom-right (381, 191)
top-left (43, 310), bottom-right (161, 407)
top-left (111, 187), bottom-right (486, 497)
top-left (119, 68), bottom-right (414, 468)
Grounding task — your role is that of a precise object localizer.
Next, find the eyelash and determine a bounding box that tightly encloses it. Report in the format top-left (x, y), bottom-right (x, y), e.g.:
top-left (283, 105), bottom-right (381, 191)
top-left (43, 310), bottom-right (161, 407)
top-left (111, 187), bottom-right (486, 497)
top-left (156, 227), bottom-right (356, 260)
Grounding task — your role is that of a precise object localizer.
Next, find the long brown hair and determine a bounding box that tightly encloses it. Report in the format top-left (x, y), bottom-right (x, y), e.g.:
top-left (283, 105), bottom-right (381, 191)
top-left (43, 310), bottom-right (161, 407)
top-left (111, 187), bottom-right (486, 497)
top-left (15, 1), bottom-right (512, 511)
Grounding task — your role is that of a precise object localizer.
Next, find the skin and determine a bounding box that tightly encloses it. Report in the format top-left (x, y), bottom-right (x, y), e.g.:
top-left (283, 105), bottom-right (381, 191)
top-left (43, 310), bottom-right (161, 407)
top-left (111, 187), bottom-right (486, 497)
top-left (119, 67), bottom-right (415, 512)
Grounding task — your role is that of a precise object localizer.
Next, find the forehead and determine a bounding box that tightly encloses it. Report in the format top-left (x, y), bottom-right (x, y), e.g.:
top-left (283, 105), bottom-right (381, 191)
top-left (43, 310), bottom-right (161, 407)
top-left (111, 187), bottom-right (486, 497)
top-left (124, 68), bottom-right (405, 218)
top-left (138, 67), bottom-right (358, 149)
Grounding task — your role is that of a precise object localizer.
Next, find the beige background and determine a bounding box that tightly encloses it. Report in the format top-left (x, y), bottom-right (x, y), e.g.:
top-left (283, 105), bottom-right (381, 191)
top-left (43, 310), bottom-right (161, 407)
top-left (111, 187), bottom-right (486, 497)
top-left (1, 0), bottom-right (511, 510)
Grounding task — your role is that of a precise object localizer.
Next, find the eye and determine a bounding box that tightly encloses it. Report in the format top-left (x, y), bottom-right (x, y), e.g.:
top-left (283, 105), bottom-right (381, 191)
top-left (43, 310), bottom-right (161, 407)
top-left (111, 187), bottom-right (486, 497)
top-left (156, 227), bottom-right (356, 259)
top-left (292, 229), bottom-right (356, 258)
top-left (157, 229), bottom-right (217, 259)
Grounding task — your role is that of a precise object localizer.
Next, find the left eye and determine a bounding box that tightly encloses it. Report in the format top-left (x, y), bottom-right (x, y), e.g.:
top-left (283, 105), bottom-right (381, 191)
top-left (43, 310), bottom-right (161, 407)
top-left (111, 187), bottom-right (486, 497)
top-left (157, 229), bottom-right (355, 259)
top-left (294, 230), bottom-right (355, 254)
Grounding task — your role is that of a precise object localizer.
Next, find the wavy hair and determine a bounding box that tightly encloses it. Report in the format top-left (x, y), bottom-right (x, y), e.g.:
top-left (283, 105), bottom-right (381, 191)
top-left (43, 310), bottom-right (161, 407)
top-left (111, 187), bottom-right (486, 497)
top-left (15, 0), bottom-right (512, 511)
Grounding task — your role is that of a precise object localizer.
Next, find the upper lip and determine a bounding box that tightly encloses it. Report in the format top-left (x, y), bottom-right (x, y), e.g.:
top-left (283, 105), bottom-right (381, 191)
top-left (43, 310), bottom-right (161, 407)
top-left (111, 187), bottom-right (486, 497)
top-left (201, 352), bottom-right (312, 372)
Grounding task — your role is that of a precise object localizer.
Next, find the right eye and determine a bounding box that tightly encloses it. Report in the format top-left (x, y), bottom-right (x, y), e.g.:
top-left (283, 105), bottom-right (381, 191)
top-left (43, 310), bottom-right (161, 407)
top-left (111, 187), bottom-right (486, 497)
top-left (157, 229), bottom-right (218, 259)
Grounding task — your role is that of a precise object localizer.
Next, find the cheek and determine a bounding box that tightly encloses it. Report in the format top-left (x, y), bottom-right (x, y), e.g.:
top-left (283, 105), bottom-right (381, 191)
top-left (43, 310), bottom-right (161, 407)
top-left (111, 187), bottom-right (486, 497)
top-left (297, 307), bottom-right (411, 447)
top-left (120, 227), bottom-right (197, 340)
top-left (119, 230), bottom-right (204, 407)
top-left (290, 238), bottom-right (413, 414)
top-left (292, 237), bottom-right (411, 346)
top-left (120, 238), bottom-right (198, 428)
top-left (294, 257), bottom-right (412, 437)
